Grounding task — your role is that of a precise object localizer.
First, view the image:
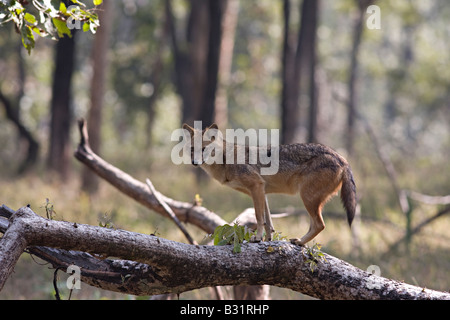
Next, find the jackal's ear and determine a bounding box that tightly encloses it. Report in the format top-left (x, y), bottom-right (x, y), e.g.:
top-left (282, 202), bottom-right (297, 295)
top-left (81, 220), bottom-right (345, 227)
top-left (204, 123), bottom-right (219, 142)
top-left (208, 123), bottom-right (219, 130)
top-left (182, 123), bottom-right (194, 137)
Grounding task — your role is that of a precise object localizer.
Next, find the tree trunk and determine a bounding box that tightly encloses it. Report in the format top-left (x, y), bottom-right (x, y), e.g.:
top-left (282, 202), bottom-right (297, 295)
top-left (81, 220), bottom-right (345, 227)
top-left (166, 0), bottom-right (226, 126)
top-left (47, 30), bottom-right (76, 180)
top-left (346, 0), bottom-right (374, 156)
top-left (214, 0), bottom-right (239, 128)
top-left (199, 0), bottom-right (226, 125)
top-left (304, 0), bottom-right (319, 143)
top-left (233, 285), bottom-right (270, 300)
top-left (280, 0), bottom-right (297, 144)
top-left (280, 0), bottom-right (320, 144)
top-left (81, 0), bottom-right (113, 193)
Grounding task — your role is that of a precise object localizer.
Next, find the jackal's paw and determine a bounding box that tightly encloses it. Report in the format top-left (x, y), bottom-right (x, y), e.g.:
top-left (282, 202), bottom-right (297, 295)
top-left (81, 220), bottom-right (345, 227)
top-left (250, 235), bottom-right (262, 243)
top-left (290, 238), bottom-right (305, 246)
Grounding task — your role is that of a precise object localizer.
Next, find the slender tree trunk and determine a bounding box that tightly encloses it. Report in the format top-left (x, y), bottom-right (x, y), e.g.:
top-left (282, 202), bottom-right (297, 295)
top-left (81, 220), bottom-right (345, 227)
top-left (280, 0), bottom-right (297, 144)
top-left (346, 0), bottom-right (374, 156)
top-left (281, 0), bottom-right (319, 144)
top-left (47, 31), bottom-right (76, 180)
top-left (214, 0), bottom-right (239, 128)
top-left (199, 0), bottom-right (226, 125)
top-left (304, 0), bottom-right (320, 143)
top-left (81, 0), bottom-right (113, 193)
top-left (166, 0), bottom-right (226, 126)
top-left (185, 0), bottom-right (209, 123)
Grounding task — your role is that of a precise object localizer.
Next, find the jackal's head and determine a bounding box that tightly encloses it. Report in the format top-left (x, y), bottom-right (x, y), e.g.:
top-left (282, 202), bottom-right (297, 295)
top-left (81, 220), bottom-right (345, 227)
top-left (182, 123), bottom-right (223, 166)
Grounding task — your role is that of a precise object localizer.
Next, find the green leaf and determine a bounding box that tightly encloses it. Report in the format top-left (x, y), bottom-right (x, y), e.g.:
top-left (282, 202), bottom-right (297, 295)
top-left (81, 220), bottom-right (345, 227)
top-left (21, 25), bottom-right (35, 55)
top-left (235, 224), bottom-right (244, 241)
top-left (223, 225), bottom-right (235, 240)
top-left (213, 225), bottom-right (221, 245)
top-left (15, 8), bottom-right (25, 15)
top-left (82, 21), bottom-right (90, 32)
top-left (93, 0), bottom-right (103, 5)
top-left (212, 223), bottom-right (253, 253)
top-left (24, 13), bottom-right (37, 25)
top-left (52, 17), bottom-right (72, 38)
top-left (217, 239), bottom-right (229, 246)
top-left (71, 0), bottom-right (86, 7)
top-left (31, 26), bottom-right (44, 37)
top-left (59, 1), bottom-right (67, 14)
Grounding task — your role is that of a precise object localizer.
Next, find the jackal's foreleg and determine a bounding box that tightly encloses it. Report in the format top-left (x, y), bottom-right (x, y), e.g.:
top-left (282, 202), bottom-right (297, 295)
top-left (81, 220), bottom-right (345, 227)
top-left (264, 196), bottom-right (274, 241)
top-left (249, 183), bottom-right (266, 242)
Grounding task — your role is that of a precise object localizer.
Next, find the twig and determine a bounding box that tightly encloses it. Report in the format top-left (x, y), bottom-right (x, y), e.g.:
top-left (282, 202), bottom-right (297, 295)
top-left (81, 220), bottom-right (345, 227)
top-left (406, 190), bottom-right (450, 205)
top-left (145, 179), bottom-right (197, 245)
top-left (356, 111), bottom-right (409, 215)
top-left (53, 267), bottom-right (62, 300)
top-left (383, 205), bottom-right (450, 257)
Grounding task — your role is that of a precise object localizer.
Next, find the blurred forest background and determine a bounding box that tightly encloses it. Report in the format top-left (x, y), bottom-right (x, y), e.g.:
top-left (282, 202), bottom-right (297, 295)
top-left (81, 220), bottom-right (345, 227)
top-left (0, 0), bottom-right (449, 299)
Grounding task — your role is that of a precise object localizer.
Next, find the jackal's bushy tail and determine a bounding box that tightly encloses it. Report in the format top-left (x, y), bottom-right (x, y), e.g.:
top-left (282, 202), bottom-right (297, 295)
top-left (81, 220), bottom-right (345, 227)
top-left (341, 166), bottom-right (356, 227)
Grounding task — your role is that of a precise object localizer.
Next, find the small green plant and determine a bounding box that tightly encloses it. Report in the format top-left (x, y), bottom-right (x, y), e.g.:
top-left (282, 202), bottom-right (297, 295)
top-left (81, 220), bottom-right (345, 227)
top-left (98, 212), bottom-right (115, 229)
top-left (42, 198), bottom-right (56, 220)
top-left (304, 243), bottom-right (327, 273)
top-left (271, 231), bottom-right (288, 241)
top-left (212, 223), bottom-right (253, 253)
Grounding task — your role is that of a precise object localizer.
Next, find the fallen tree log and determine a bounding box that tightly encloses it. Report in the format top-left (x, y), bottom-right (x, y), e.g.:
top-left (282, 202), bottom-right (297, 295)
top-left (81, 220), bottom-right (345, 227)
top-left (1, 205), bottom-right (449, 299)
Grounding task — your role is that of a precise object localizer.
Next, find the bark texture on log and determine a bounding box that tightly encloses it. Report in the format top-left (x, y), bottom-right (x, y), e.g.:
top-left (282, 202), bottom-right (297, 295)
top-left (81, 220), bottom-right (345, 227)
top-left (1, 206), bottom-right (449, 300)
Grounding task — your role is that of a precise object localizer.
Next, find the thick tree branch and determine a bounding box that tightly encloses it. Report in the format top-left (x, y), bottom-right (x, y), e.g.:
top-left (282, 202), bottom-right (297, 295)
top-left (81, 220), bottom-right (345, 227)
top-left (0, 209), bottom-right (28, 289)
top-left (1, 206), bottom-right (449, 299)
top-left (0, 205), bottom-right (159, 295)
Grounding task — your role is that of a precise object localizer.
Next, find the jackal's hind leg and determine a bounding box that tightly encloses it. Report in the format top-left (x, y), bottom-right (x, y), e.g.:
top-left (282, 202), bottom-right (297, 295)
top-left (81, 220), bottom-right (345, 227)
top-left (290, 216), bottom-right (325, 246)
top-left (291, 191), bottom-right (326, 246)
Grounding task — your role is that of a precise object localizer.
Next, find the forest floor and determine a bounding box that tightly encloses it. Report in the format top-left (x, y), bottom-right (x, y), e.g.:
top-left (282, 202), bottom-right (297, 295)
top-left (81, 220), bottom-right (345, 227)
top-left (1, 163), bottom-right (449, 300)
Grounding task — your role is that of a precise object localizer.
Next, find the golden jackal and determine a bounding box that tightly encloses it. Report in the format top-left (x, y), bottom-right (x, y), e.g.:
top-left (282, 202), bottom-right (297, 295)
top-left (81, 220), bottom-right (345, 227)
top-left (182, 123), bottom-right (356, 246)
